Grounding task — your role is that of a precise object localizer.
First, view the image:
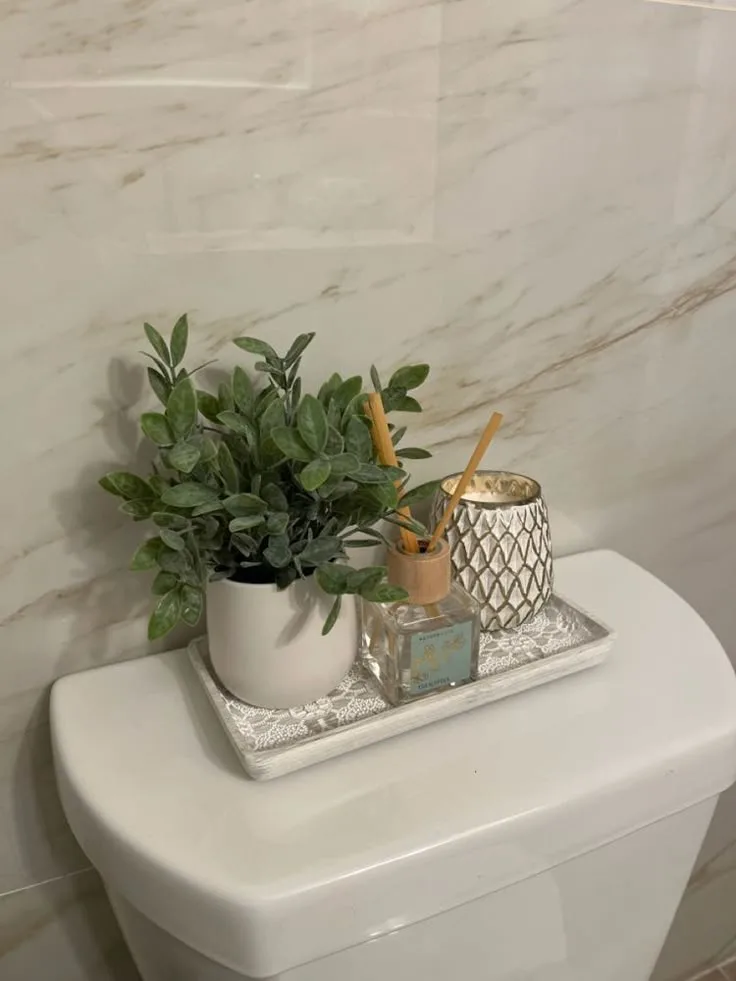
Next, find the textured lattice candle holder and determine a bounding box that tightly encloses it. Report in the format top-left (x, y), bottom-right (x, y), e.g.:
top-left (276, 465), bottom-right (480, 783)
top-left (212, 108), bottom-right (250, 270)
top-left (432, 471), bottom-right (554, 632)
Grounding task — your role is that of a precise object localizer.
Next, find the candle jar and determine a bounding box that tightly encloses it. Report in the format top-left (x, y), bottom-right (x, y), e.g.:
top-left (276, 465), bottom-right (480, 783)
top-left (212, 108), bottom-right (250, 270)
top-left (360, 539), bottom-right (481, 706)
top-left (431, 471), bottom-right (553, 632)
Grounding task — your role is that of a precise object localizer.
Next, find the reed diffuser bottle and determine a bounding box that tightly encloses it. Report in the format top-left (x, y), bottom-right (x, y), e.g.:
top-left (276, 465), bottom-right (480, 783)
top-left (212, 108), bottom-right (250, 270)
top-left (360, 539), bottom-right (481, 706)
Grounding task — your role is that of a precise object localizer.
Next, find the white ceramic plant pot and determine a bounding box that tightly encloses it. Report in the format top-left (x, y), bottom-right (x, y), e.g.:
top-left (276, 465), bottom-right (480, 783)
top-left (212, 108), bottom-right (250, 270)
top-left (206, 575), bottom-right (357, 709)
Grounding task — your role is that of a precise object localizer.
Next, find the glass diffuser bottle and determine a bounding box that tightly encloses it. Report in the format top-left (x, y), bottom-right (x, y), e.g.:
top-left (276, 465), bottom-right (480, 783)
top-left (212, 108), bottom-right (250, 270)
top-left (361, 538), bottom-right (481, 706)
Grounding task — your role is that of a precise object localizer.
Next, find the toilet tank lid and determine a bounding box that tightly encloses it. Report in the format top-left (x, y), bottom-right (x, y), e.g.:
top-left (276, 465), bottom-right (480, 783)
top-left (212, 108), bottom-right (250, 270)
top-left (51, 551), bottom-right (736, 978)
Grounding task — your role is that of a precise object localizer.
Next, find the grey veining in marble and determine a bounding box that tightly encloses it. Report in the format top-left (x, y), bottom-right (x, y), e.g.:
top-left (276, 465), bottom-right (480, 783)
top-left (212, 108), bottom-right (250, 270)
top-left (0, 0), bottom-right (735, 977)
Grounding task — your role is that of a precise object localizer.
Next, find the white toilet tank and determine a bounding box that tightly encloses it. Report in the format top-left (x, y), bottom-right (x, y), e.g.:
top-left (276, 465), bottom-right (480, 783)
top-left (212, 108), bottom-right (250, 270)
top-left (50, 551), bottom-right (736, 981)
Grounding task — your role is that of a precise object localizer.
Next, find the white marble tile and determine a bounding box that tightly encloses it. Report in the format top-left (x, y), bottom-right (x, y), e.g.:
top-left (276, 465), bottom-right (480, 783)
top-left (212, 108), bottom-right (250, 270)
top-left (0, 1), bottom-right (735, 977)
top-left (0, 721), bottom-right (87, 894)
top-left (1, 0), bottom-right (310, 87)
top-left (653, 821), bottom-right (736, 981)
top-left (0, 86), bottom-right (436, 252)
top-left (0, 870), bottom-right (139, 981)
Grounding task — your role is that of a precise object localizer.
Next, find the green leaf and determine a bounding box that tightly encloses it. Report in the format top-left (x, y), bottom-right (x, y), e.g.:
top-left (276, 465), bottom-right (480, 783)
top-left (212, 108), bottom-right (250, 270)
top-left (168, 440), bottom-right (201, 473)
top-left (396, 447), bottom-right (432, 460)
top-left (329, 453), bottom-right (360, 476)
top-left (271, 427), bottom-right (313, 462)
top-left (231, 533), bottom-right (257, 558)
top-left (400, 479), bottom-right (443, 507)
top-left (140, 351), bottom-right (170, 379)
top-left (333, 375), bottom-right (362, 410)
top-left (148, 588), bottom-right (183, 640)
top-left (263, 534), bottom-right (292, 569)
top-left (353, 463), bottom-right (391, 485)
top-left (370, 365), bottom-right (383, 392)
top-left (389, 364), bottom-right (430, 391)
top-left (344, 416), bottom-right (373, 462)
top-left (159, 529), bottom-right (186, 551)
top-left (141, 412), bottom-right (175, 447)
top-left (266, 512), bottom-right (289, 535)
top-left (355, 481), bottom-right (399, 511)
top-left (152, 511), bottom-right (189, 530)
top-left (120, 500), bottom-right (153, 519)
top-left (161, 483), bottom-right (220, 508)
top-left (197, 390), bottom-right (221, 423)
top-left (223, 493), bottom-right (268, 517)
top-left (259, 398), bottom-right (286, 436)
top-left (325, 425), bottom-right (344, 455)
top-left (326, 399), bottom-right (342, 431)
top-left (322, 596), bottom-right (342, 636)
top-left (346, 566), bottom-right (385, 594)
top-left (320, 479), bottom-right (358, 501)
top-left (299, 537), bottom-right (342, 566)
top-left (130, 538), bottom-right (162, 571)
top-left (166, 377), bottom-right (197, 439)
top-left (148, 475), bottom-right (169, 497)
top-left (199, 436), bottom-right (218, 463)
top-left (158, 547), bottom-right (193, 577)
top-left (216, 442), bottom-right (239, 493)
top-left (147, 367), bottom-right (171, 406)
top-left (299, 458), bottom-right (331, 491)
top-left (144, 323), bottom-right (170, 365)
top-left (233, 336), bottom-right (279, 361)
top-left (255, 386), bottom-right (278, 416)
top-left (316, 564), bottom-right (352, 595)
top-left (228, 515), bottom-right (266, 532)
top-left (393, 395), bottom-right (422, 413)
top-left (383, 513), bottom-right (427, 537)
top-left (232, 366), bottom-right (254, 413)
top-left (390, 425), bottom-right (407, 446)
top-left (260, 483), bottom-right (288, 511)
top-left (191, 500), bottom-right (223, 517)
top-left (218, 381), bottom-right (234, 412)
top-left (217, 411), bottom-right (257, 446)
top-left (260, 435), bottom-right (284, 469)
top-left (152, 571), bottom-right (178, 595)
top-left (170, 314), bottom-right (189, 367)
top-left (181, 585), bottom-right (204, 626)
top-left (99, 471), bottom-right (153, 501)
top-left (297, 395), bottom-right (328, 453)
top-left (318, 372), bottom-right (342, 405)
top-left (284, 332), bottom-right (315, 367)
top-left (361, 583), bottom-right (408, 603)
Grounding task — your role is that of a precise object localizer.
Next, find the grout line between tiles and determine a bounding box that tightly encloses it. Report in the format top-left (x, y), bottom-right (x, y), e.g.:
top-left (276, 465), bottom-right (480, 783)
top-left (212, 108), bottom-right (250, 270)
top-left (0, 866), bottom-right (92, 902)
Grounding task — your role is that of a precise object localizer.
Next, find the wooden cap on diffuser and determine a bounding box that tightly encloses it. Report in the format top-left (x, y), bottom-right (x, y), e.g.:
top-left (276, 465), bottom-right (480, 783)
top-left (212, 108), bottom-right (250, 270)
top-left (387, 539), bottom-right (451, 605)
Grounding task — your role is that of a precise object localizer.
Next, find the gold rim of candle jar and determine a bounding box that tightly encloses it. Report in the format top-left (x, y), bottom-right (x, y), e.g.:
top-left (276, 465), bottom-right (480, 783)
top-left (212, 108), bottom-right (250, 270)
top-left (438, 470), bottom-right (542, 511)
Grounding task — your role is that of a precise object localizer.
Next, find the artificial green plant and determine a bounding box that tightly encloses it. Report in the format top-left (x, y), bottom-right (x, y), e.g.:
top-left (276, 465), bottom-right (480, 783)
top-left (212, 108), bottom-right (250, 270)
top-left (100, 316), bottom-right (438, 639)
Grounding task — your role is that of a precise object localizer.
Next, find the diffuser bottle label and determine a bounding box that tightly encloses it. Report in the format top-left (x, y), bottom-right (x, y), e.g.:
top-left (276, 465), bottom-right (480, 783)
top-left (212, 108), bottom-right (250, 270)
top-left (409, 621), bottom-right (473, 695)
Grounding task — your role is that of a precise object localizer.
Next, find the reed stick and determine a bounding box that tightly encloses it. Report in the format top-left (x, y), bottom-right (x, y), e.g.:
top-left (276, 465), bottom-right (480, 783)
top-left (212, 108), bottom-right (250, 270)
top-left (366, 392), bottom-right (419, 553)
top-left (428, 411), bottom-right (504, 552)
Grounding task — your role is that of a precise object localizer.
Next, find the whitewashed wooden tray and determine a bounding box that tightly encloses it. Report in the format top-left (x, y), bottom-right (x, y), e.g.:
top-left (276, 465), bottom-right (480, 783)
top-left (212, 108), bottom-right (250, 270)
top-left (188, 594), bottom-right (614, 780)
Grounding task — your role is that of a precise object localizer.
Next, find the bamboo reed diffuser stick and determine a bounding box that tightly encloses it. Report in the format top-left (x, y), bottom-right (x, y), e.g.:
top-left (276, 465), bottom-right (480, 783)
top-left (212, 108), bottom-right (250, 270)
top-left (366, 392), bottom-right (419, 554)
top-left (428, 411), bottom-right (504, 552)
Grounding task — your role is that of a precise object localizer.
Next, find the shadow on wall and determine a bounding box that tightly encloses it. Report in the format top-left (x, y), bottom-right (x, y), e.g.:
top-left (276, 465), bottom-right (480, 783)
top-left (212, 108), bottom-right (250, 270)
top-left (51, 356), bottom-right (197, 683)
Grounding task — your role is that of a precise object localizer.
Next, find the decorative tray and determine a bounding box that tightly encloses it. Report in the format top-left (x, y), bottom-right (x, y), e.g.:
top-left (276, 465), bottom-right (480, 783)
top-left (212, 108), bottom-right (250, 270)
top-left (188, 594), bottom-right (614, 780)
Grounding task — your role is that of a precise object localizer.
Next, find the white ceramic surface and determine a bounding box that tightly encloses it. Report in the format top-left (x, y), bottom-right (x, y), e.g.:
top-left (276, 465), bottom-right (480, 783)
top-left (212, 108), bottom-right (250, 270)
top-left (106, 800), bottom-right (718, 981)
top-left (50, 552), bottom-right (736, 978)
top-left (206, 577), bottom-right (357, 709)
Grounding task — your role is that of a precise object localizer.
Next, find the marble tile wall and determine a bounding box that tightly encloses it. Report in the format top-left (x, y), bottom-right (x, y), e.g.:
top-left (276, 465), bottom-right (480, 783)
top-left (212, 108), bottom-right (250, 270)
top-left (0, 0), bottom-right (735, 977)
